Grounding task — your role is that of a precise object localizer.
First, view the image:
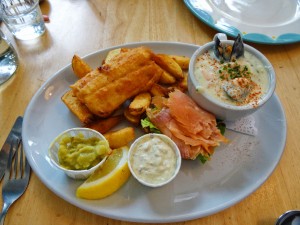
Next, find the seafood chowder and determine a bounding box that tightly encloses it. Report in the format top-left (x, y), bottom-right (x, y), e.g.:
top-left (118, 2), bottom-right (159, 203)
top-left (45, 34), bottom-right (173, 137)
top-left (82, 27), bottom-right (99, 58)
top-left (194, 49), bottom-right (269, 107)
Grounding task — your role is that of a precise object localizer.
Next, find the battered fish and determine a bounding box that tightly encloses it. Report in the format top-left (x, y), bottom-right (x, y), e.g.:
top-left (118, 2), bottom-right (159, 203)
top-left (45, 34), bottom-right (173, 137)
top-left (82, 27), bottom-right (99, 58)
top-left (71, 46), bottom-right (154, 103)
top-left (70, 46), bottom-right (163, 118)
top-left (84, 61), bottom-right (163, 117)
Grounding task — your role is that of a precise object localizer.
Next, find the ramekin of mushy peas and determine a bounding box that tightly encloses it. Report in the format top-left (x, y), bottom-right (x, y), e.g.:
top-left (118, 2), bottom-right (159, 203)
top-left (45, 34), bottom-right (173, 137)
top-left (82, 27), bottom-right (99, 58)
top-left (128, 133), bottom-right (181, 187)
top-left (48, 128), bottom-right (110, 179)
top-left (188, 33), bottom-right (276, 121)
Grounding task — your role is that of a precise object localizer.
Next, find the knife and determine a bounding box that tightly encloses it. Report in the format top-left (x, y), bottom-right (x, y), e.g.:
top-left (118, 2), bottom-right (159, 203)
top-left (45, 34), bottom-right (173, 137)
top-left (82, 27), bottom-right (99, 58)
top-left (0, 116), bottom-right (23, 181)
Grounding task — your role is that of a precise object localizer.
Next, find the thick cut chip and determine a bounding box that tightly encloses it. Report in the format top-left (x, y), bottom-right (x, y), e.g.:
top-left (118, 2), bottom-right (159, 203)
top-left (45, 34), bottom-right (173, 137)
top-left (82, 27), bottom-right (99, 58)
top-left (149, 83), bottom-right (169, 97)
top-left (104, 127), bottom-right (135, 149)
top-left (124, 107), bottom-right (141, 125)
top-left (159, 70), bottom-right (177, 84)
top-left (86, 115), bottom-right (123, 134)
top-left (104, 48), bottom-right (122, 64)
top-left (153, 54), bottom-right (184, 80)
top-left (169, 55), bottom-right (190, 70)
top-left (71, 55), bottom-right (92, 79)
top-left (171, 71), bottom-right (188, 92)
top-left (128, 92), bottom-right (151, 116)
top-left (61, 90), bottom-right (95, 124)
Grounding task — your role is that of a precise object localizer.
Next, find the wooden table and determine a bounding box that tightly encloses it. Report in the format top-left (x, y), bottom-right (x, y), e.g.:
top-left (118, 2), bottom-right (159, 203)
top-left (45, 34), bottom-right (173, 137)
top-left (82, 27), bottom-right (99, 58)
top-left (1, 1), bottom-right (299, 224)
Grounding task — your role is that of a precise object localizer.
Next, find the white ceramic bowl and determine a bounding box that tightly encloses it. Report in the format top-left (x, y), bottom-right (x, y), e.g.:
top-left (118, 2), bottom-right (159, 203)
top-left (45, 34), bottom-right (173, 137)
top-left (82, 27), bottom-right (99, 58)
top-left (128, 133), bottom-right (181, 188)
top-left (48, 128), bottom-right (109, 179)
top-left (188, 34), bottom-right (276, 121)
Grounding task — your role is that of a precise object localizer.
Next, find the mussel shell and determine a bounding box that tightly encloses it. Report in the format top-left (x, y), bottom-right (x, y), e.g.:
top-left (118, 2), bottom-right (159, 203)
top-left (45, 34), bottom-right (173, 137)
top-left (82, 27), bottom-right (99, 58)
top-left (214, 34), bottom-right (244, 62)
top-left (231, 34), bottom-right (244, 60)
top-left (214, 36), bottom-right (222, 59)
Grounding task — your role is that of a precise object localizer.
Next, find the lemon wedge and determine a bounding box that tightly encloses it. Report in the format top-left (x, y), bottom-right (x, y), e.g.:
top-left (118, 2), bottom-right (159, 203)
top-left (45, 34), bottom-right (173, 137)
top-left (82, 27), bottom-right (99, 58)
top-left (76, 146), bottom-right (131, 199)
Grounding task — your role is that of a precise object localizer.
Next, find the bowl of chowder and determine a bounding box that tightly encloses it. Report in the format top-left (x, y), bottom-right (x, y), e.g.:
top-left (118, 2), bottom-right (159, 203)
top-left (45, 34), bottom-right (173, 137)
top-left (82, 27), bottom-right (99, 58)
top-left (188, 33), bottom-right (276, 121)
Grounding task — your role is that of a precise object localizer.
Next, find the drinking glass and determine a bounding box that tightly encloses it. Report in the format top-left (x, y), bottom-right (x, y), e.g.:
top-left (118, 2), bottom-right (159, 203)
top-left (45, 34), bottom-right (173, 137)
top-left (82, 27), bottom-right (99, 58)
top-left (0, 29), bottom-right (18, 85)
top-left (1, 0), bottom-right (45, 40)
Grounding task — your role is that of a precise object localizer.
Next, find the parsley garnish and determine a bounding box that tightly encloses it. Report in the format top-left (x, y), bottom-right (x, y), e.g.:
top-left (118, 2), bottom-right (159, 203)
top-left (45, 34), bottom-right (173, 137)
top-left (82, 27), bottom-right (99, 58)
top-left (219, 62), bottom-right (251, 80)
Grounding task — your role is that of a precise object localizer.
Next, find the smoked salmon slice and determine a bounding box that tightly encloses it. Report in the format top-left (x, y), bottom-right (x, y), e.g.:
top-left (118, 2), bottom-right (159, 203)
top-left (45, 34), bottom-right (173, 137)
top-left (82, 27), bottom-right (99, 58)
top-left (147, 89), bottom-right (228, 160)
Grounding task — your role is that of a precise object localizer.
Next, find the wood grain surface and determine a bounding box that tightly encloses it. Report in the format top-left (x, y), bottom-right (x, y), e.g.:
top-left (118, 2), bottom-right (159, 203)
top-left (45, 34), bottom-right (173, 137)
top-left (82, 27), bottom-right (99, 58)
top-left (0, 1), bottom-right (300, 224)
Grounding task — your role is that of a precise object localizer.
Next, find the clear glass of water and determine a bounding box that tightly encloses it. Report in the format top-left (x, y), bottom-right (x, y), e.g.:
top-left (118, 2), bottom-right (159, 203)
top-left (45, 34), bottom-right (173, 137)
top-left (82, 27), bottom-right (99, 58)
top-left (0, 30), bottom-right (18, 85)
top-left (1, 0), bottom-right (46, 40)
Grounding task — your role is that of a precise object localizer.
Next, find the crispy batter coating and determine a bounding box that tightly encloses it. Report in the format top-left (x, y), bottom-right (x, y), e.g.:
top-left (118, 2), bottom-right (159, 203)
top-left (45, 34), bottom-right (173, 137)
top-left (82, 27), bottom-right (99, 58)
top-left (70, 46), bottom-right (163, 118)
top-left (84, 62), bottom-right (163, 117)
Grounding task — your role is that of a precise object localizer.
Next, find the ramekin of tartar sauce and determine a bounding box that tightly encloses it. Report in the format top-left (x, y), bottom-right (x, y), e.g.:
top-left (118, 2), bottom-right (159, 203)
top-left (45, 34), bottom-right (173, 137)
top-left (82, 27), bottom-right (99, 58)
top-left (128, 133), bottom-right (181, 187)
top-left (188, 33), bottom-right (276, 121)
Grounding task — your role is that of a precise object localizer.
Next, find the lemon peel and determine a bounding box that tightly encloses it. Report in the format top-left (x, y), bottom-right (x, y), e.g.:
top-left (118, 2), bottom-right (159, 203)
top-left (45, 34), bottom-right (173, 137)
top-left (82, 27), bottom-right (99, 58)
top-left (76, 146), bottom-right (130, 199)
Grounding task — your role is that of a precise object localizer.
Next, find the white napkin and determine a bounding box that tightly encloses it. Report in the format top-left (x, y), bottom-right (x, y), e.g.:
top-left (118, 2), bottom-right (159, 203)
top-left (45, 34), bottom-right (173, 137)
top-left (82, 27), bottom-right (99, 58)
top-left (225, 115), bottom-right (258, 136)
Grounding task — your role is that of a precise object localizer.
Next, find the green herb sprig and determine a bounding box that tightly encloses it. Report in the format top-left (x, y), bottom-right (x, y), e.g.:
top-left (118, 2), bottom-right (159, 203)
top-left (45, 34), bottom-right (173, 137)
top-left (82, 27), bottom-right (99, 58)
top-left (219, 62), bottom-right (251, 80)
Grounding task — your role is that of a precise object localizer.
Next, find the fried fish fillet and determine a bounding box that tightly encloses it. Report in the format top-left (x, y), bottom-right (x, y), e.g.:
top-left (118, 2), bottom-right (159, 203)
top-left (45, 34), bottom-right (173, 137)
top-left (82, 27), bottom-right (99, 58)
top-left (71, 46), bottom-right (154, 103)
top-left (71, 69), bottom-right (102, 97)
top-left (83, 61), bottom-right (163, 117)
top-left (70, 46), bottom-right (163, 118)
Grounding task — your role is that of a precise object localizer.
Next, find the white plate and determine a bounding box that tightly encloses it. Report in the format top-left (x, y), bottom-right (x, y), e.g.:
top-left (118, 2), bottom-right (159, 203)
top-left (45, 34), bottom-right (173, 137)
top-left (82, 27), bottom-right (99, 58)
top-left (184, 0), bottom-right (300, 45)
top-left (22, 42), bottom-right (287, 223)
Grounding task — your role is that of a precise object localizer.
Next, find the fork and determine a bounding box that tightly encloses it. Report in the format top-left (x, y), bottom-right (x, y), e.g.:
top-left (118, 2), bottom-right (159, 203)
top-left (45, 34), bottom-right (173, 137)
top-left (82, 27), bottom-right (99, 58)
top-left (0, 139), bottom-right (31, 225)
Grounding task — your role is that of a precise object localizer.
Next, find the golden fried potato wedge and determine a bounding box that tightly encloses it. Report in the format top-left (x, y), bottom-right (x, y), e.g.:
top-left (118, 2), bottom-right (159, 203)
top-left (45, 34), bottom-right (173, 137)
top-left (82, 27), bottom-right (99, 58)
top-left (169, 55), bottom-right (190, 70)
top-left (128, 92), bottom-right (151, 116)
top-left (71, 55), bottom-right (92, 79)
top-left (124, 108), bottom-right (141, 125)
top-left (86, 115), bottom-right (123, 134)
top-left (104, 127), bottom-right (135, 149)
top-left (104, 48), bottom-right (122, 64)
top-left (176, 71), bottom-right (188, 92)
top-left (61, 90), bottom-right (95, 124)
top-left (159, 70), bottom-right (177, 84)
top-left (153, 54), bottom-right (184, 80)
top-left (149, 83), bottom-right (169, 97)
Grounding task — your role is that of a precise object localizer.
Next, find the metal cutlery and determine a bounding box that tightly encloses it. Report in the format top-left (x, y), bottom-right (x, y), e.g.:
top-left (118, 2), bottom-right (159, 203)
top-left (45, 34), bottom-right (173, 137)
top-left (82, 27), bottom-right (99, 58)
top-left (0, 118), bottom-right (30, 225)
top-left (0, 117), bottom-right (23, 181)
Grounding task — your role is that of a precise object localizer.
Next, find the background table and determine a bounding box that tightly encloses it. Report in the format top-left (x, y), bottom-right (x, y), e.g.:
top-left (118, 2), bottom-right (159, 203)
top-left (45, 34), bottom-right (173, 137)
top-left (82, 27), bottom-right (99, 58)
top-left (1, 0), bottom-right (299, 224)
